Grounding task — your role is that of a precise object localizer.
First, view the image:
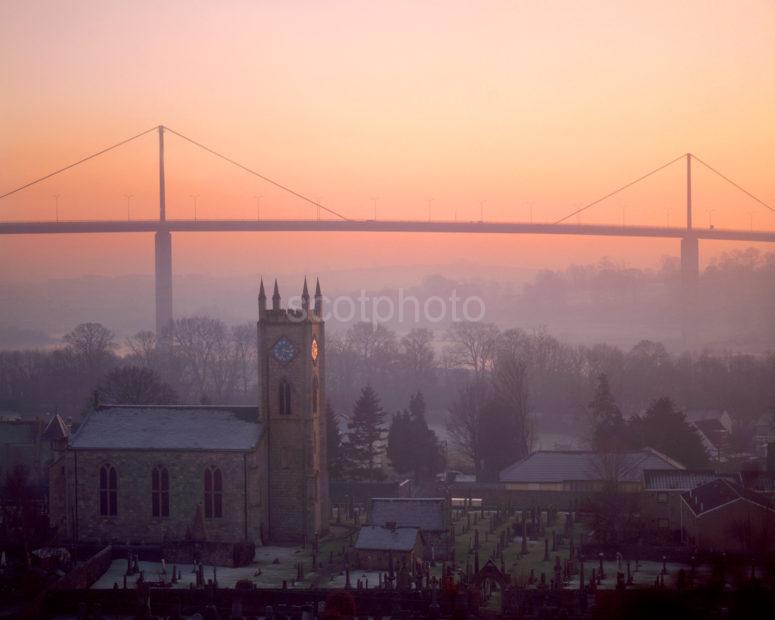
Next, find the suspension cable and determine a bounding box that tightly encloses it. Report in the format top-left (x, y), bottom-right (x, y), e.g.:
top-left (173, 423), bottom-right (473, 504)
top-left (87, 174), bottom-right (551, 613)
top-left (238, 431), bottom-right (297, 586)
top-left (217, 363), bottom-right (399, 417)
top-left (553, 154), bottom-right (686, 224)
top-left (692, 155), bottom-right (775, 216)
top-left (0, 127), bottom-right (158, 201)
top-left (164, 126), bottom-right (351, 221)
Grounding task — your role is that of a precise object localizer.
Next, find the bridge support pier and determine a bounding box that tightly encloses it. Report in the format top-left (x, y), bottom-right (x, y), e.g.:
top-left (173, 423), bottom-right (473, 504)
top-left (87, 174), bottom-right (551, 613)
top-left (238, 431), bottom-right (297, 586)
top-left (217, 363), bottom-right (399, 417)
top-left (155, 230), bottom-right (173, 337)
top-left (680, 235), bottom-right (699, 349)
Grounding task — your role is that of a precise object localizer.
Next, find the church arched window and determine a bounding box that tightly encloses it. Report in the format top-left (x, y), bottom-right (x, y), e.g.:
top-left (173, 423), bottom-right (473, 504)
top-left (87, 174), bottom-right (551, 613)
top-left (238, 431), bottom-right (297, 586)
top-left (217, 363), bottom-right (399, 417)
top-left (99, 464), bottom-right (117, 516)
top-left (152, 465), bottom-right (170, 517)
top-left (312, 376), bottom-right (319, 414)
top-left (204, 466), bottom-right (223, 518)
top-left (278, 379), bottom-right (291, 415)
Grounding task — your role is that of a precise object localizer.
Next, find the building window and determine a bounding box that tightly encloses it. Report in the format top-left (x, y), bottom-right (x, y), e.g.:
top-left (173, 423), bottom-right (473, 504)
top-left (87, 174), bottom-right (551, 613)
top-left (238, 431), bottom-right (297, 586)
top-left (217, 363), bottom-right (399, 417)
top-left (656, 492), bottom-right (668, 504)
top-left (204, 466), bottom-right (223, 518)
top-left (312, 376), bottom-right (319, 414)
top-left (658, 518), bottom-right (669, 529)
top-left (278, 379), bottom-right (291, 415)
top-left (152, 466), bottom-right (170, 517)
top-left (99, 464), bottom-right (117, 516)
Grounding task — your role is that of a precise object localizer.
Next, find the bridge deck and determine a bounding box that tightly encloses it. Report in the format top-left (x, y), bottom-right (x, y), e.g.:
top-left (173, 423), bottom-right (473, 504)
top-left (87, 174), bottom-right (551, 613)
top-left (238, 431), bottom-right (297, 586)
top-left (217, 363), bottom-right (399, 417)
top-left (0, 219), bottom-right (773, 242)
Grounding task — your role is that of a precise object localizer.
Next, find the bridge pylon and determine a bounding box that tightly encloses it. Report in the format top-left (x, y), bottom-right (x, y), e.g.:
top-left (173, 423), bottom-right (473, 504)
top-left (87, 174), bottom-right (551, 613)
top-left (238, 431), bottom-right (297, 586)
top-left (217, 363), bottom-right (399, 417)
top-left (154, 230), bottom-right (173, 337)
top-left (680, 153), bottom-right (699, 349)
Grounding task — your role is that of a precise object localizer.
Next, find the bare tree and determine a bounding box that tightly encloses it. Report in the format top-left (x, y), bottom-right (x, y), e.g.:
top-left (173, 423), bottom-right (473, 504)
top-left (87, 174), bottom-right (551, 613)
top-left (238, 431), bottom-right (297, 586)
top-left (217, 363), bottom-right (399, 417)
top-left (63, 322), bottom-right (117, 382)
top-left (171, 316), bottom-right (228, 400)
top-left (447, 379), bottom-right (489, 477)
top-left (492, 329), bottom-right (534, 458)
top-left (585, 452), bottom-right (641, 544)
top-left (345, 322), bottom-right (398, 383)
top-left (126, 330), bottom-right (158, 368)
top-left (231, 323), bottom-right (257, 399)
top-left (444, 321), bottom-right (499, 376)
top-left (400, 328), bottom-right (436, 388)
top-left (98, 365), bottom-right (177, 405)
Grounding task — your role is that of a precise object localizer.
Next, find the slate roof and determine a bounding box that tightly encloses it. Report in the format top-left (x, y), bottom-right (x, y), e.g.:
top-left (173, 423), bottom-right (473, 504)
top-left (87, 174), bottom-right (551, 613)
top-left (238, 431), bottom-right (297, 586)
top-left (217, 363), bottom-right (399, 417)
top-left (693, 419), bottom-right (728, 435)
top-left (369, 498), bottom-right (446, 532)
top-left (354, 526), bottom-right (421, 552)
top-left (643, 469), bottom-right (739, 491)
top-left (43, 414), bottom-right (69, 441)
top-left (69, 405), bottom-right (262, 452)
top-left (681, 478), bottom-right (773, 516)
top-left (499, 448), bottom-right (682, 484)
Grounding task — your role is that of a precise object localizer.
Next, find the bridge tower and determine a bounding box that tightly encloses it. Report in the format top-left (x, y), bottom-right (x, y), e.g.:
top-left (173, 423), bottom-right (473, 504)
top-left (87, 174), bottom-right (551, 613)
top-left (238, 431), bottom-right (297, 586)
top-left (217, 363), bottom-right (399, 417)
top-left (681, 153), bottom-right (699, 348)
top-left (155, 126), bottom-right (173, 337)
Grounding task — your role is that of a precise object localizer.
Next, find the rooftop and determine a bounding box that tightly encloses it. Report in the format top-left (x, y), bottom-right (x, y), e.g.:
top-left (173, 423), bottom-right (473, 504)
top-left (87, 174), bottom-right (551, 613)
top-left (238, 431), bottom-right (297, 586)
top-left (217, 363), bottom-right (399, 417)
top-left (69, 405), bottom-right (262, 452)
top-left (369, 498), bottom-right (447, 532)
top-left (681, 478), bottom-right (773, 516)
top-left (354, 526), bottom-right (421, 552)
top-left (499, 448), bottom-right (682, 484)
top-left (643, 469), bottom-right (739, 491)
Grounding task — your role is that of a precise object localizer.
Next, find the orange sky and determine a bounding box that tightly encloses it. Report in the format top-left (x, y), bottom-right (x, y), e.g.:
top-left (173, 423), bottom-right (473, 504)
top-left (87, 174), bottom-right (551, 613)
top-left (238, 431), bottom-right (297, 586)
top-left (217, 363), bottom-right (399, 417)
top-left (1, 1), bottom-right (774, 280)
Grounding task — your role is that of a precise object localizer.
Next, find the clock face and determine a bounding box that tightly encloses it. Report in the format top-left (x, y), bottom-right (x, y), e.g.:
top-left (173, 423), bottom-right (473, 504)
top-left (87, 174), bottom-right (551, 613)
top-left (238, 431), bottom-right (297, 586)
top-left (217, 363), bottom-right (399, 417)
top-left (311, 338), bottom-right (319, 363)
top-left (271, 336), bottom-right (298, 364)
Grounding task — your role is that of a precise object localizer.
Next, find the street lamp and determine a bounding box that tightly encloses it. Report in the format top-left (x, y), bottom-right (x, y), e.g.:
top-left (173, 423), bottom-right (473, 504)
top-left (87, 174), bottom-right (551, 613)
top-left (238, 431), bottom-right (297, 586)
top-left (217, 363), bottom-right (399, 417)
top-left (125, 194), bottom-right (133, 221)
top-left (190, 194), bottom-right (199, 220)
top-left (371, 196), bottom-right (378, 220)
top-left (480, 200), bottom-right (486, 222)
top-left (53, 194), bottom-right (60, 222)
top-left (254, 195), bottom-right (262, 220)
top-left (707, 208), bottom-right (716, 228)
top-left (428, 198), bottom-right (433, 222)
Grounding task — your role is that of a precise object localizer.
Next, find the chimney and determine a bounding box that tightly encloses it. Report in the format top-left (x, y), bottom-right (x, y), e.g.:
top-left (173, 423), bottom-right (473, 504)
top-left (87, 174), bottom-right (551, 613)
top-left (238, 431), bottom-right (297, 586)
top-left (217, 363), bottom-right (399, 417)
top-left (272, 279), bottom-right (281, 311)
top-left (258, 278), bottom-right (267, 318)
top-left (314, 278), bottom-right (323, 316)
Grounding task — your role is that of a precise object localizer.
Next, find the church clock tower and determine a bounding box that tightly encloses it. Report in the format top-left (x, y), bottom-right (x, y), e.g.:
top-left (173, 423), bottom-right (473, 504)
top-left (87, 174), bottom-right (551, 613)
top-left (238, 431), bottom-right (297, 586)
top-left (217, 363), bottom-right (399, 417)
top-left (258, 277), bottom-right (328, 543)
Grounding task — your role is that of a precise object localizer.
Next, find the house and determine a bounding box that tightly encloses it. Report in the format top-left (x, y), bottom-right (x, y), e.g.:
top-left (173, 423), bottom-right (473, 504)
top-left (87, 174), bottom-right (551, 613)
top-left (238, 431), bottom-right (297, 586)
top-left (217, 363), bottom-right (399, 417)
top-left (692, 419), bottom-right (730, 462)
top-left (368, 497), bottom-right (450, 559)
top-left (680, 479), bottom-right (775, 552)
top-left (353, 525), bottom-right (424, 570)
top-left (641, 469), bottom-right (740, 532)
top-left (686, 410), bottom-right (732, 462)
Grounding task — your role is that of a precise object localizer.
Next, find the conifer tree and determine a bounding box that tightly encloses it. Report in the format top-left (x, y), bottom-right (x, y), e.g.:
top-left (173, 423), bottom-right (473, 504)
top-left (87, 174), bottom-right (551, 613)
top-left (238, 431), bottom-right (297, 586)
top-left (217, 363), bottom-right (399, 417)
top-left (345, 385), bottom-right (387, 480)
top-left (589, 374), bottom-right (630, 452)
top-left (387, 392), bottom-right (445, 479)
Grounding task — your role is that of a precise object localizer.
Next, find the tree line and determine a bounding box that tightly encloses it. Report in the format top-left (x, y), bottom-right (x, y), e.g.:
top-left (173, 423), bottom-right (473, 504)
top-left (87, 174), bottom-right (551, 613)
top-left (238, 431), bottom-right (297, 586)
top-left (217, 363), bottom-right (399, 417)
top-left (0, 310), bottom-right (772, 478)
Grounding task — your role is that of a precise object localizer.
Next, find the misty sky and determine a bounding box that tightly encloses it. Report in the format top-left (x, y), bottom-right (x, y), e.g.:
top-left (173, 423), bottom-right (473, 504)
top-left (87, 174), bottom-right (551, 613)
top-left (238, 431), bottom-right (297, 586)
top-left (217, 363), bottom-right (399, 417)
top-left (1, 1), bottom-right (774, 280)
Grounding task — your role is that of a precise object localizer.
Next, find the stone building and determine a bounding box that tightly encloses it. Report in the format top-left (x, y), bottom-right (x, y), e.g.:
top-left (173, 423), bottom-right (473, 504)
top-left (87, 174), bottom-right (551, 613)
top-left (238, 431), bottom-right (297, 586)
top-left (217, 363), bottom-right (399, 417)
top-left (353, 525), bottom-right (424, 570)
top-left (367, 498), bottom-right (450, 560)
top-left (49, 278), bottom-right (328, 548)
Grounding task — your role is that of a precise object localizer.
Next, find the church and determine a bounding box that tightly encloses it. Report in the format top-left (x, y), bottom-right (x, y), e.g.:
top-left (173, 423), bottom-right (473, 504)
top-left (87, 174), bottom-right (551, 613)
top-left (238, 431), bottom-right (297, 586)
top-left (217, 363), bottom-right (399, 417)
top-left (48, 278), bottom-right (329, 548)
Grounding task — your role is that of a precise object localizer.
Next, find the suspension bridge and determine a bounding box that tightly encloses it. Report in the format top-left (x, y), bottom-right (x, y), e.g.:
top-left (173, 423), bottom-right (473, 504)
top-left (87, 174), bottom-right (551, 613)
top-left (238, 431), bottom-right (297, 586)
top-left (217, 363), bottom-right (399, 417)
top-left (2, 125), bottom-right (774, 340)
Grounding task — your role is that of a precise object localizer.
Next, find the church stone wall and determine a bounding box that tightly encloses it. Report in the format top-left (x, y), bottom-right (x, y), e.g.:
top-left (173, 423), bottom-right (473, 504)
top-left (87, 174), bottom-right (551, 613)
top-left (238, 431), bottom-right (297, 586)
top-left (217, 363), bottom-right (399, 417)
top-left (67, 448), bottom-right (266, 546)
